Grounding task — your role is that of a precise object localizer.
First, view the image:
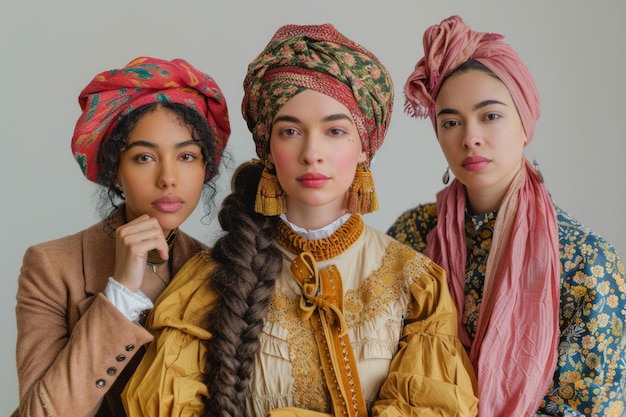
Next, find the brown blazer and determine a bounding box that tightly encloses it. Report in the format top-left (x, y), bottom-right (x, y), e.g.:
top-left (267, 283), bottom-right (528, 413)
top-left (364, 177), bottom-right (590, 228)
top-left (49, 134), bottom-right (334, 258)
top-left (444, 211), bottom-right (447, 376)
top-left (14, 210), bottom-right (207, 417)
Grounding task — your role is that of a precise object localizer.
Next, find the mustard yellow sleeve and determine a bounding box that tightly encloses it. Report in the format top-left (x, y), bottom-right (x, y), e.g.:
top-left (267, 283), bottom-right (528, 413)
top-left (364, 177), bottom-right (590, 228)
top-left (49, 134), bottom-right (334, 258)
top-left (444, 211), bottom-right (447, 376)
top-left (123, 253), bottom-right (218, 417)
top-left (371, 258), bottom-right (478, 417)
top-left (267, 407), bottom-right (333, 417)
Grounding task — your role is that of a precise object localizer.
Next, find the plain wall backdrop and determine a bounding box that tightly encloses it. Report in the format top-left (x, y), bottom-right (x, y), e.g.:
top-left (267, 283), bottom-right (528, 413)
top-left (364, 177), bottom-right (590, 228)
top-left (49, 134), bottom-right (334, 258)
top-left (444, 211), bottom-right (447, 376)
top-left (1, 0), bottom-right (624, 412)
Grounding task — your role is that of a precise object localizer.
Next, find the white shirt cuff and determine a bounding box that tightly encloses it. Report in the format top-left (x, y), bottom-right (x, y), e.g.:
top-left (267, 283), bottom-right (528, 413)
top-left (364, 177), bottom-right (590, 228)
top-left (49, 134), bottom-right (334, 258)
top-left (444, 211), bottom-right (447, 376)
top-left (103, 277), bottom-right (153, 322)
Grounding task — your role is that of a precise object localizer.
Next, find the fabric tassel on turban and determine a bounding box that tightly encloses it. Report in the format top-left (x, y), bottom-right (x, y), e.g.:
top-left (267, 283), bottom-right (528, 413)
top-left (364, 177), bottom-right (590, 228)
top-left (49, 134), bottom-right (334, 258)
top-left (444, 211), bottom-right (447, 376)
top-left (403, 15), bottom-right (561, 417)
top-left (71, 56), bottom-right (231, 182)
top-left (241, 23), bottom-right (394, 168)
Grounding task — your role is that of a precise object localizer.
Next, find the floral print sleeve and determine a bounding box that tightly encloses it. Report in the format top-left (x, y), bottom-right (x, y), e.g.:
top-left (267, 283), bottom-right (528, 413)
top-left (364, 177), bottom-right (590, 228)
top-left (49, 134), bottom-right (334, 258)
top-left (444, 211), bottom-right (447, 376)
top-left (389, 202), bottom-right (626, 416)
top-left (386, 203), bottom-right (438, 253)
top-left (538, 206), bottom-right (626, 416)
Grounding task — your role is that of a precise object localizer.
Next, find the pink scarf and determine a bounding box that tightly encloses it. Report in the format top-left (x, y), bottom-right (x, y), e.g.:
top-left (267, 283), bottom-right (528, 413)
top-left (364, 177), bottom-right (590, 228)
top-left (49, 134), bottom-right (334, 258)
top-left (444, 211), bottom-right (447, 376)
top-left (425, 160), bottom-right (560, 416)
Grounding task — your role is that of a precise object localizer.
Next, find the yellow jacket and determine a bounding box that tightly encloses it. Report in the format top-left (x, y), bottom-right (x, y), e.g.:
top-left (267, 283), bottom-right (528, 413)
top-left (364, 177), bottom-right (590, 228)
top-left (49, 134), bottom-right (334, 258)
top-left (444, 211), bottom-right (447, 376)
top-left (124, 220), bottom-right (478, 416)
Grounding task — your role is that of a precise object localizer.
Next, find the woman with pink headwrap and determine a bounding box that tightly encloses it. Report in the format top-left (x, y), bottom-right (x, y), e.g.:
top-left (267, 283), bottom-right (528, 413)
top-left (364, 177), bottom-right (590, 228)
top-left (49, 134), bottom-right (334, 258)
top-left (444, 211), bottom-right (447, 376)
top-left (13, 57), bottom-right (230, 417)
top-left (123, 23), bottom-right (478, 417)
top-left (388, 15), bottom-right (626, 416)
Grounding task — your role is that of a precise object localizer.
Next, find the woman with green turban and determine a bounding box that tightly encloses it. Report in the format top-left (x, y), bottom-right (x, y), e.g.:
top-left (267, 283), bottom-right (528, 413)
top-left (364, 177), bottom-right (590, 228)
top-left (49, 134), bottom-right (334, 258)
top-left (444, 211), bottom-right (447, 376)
top-left (124, 23), bottom-right (478, 417)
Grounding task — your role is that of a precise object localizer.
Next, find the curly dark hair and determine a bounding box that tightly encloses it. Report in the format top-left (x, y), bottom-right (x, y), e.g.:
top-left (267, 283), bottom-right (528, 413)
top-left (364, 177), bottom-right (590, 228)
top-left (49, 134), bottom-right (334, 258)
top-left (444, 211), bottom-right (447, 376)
top-left (94, 101), bottom-right (225, 231)
top-left (202, 160), bottom-right (283, 416)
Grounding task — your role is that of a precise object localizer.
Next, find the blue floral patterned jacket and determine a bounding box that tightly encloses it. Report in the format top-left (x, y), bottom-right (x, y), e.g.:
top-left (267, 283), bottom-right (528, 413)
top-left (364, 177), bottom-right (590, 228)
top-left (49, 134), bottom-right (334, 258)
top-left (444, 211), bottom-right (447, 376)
top-left (387, 203), bottom-right (626, 416)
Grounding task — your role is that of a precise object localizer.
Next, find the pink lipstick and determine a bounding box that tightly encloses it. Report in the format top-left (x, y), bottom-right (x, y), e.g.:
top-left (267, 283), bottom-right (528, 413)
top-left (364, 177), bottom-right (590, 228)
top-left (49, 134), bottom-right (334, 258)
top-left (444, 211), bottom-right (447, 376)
top-left (297, 172), bottom-right (329, 188)
top-left (462, 155), bottom-right (490, 172)
top-left (152, 195), bottom-right (184, 213)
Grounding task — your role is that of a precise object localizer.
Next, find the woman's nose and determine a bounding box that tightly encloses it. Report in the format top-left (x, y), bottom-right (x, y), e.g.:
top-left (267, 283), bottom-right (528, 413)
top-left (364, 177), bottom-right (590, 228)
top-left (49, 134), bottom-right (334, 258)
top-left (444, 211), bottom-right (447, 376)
top-left (157, 160), bottom-right (178, 188)
top-left (300, 135), bottom-right (323, 164)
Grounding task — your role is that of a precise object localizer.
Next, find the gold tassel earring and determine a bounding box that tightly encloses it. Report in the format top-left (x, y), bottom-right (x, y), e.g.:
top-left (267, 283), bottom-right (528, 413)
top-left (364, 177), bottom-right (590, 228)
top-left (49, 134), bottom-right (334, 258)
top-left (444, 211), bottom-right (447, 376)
top-left (348, 163), bottom-right (379, 214)
top-left (255, 164), bottom-right (286, 216)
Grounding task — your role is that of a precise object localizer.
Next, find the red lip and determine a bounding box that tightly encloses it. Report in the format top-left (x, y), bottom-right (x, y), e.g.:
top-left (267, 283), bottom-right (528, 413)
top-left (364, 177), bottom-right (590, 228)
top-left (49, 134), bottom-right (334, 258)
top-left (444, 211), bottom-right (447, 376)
top-left (462, 155), bottom-right (491, 172)
top-left (297, 172), bottom-right (329, 188)
top-left (151, 195), bottom-right (184, 212)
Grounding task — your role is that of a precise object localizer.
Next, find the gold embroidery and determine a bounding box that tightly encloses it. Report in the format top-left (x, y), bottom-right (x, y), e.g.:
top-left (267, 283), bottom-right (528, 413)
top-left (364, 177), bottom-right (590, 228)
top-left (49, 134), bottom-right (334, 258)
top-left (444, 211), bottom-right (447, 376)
top-left (343, 242), bottom-right (430, 329)
top-left (289, 252), bottom-right (366, 416)
top-left (267, 287), bottom-right (329, 411)
top-left (263, 229), bottom-right (433, 413)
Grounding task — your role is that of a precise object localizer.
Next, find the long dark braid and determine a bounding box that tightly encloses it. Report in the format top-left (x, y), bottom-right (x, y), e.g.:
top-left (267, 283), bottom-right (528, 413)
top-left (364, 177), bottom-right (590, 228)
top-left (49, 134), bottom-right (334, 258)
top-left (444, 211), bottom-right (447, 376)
top-left (203, 160), bottom-right (282, 416)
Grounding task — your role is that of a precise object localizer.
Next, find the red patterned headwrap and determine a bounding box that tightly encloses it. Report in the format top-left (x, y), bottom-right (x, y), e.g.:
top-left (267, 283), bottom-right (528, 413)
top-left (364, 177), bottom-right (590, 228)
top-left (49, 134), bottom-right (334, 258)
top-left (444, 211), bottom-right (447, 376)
top-left (404, 15), bottom-right (540, 142)
top-left (241, 24), bottom-right (394, 168)
top-left (71, 56), bottom-right (231, 183)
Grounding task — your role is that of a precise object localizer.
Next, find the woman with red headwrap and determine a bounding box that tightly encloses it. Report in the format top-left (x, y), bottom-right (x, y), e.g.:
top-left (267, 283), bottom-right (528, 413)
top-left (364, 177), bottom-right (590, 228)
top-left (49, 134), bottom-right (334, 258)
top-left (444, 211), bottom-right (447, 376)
top-left (13, 57), bottom-right (230, 417)
top-left (123, 24), bottom-right (478, 416)
top-left (387, 15), bottom-right (626, 416)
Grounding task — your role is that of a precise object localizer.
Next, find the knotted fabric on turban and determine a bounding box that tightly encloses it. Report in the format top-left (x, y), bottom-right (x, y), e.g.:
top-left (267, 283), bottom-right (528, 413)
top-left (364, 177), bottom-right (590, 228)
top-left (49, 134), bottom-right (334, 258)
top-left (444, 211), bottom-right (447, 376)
top-left (241, 23), bottom-right (393, 168)
top-left (71, 56), bottom-right (231, 183)
top-left (404, 15), bottom-right (540, 142)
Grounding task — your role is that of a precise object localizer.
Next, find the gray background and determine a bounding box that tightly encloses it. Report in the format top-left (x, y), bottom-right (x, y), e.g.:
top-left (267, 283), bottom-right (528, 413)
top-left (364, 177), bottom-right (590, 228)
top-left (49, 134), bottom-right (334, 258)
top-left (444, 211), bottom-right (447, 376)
top-left (2, 0), bottom-right (624, 412)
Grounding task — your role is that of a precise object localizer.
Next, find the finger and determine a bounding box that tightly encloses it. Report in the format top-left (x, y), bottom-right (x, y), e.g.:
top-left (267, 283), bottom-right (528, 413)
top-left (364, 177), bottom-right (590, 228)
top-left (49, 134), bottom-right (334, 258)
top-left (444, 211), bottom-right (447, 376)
top-left (116, 217), bottom-right (168, 259)
top-left (116, 215), bottom-right (161, 237)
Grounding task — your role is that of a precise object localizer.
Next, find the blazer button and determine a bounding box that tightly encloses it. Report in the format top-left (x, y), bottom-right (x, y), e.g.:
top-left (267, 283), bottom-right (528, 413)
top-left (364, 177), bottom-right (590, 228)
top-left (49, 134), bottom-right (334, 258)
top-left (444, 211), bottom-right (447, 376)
top-left (95, 379), bottom-right (106, 388)
top-left (107, 367), bottom-right (117, 376)
top-left (116, 354), bottom-right (126, 362)
top-left (125, 344), bottom-right (135, 352)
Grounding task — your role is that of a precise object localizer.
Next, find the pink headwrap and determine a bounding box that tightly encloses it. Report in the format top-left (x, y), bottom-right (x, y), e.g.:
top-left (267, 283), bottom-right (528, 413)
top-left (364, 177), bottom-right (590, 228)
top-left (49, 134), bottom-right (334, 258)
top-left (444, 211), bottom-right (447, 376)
top-left (404, 15), bottom-right (540, 142)
top-left (72, 56), bottom-right (231, 183)
top-left (405, 16), bottom-right (560, 416)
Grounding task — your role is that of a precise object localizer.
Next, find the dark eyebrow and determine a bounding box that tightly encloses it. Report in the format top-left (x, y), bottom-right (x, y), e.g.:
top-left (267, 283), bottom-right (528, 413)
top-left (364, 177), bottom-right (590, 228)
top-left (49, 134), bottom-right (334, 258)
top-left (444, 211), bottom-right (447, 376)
top-left (124, 139), bottom-right (199, 150)
top-left (273, 113), bottom-right (353, 125)
top-left (273, 115), bottom-right (301, 124)
top-left (473, 99), bottom-right (507, 110)
top-left (436, 99), bottom-right (508, 119)
top-left (321, 113), bottom-right (353, 123)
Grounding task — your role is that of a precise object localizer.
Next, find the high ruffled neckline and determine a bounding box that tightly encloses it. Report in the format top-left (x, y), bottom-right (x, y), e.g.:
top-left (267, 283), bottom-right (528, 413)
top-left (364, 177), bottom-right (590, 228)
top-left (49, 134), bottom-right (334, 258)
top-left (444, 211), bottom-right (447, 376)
top-left (276, 214), bottom-right (364, 261)
top-left (279, 213), bottom-right (351, 240)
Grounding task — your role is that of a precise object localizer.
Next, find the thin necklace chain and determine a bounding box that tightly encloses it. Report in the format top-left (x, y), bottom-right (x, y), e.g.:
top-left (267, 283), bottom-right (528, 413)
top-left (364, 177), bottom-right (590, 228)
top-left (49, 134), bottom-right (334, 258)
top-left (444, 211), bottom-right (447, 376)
top-left (147, 264), bottom-right (169, 287)
top-left (145, 228), bottom-right (177, 287)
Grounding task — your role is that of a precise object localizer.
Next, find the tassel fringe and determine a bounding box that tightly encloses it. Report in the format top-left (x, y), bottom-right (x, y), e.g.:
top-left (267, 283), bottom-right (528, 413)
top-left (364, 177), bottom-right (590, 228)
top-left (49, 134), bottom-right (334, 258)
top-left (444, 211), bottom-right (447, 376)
top-left (255, 169), bottom-right (286, 216)
top-left (347, 164), bottom-right (378, 214)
